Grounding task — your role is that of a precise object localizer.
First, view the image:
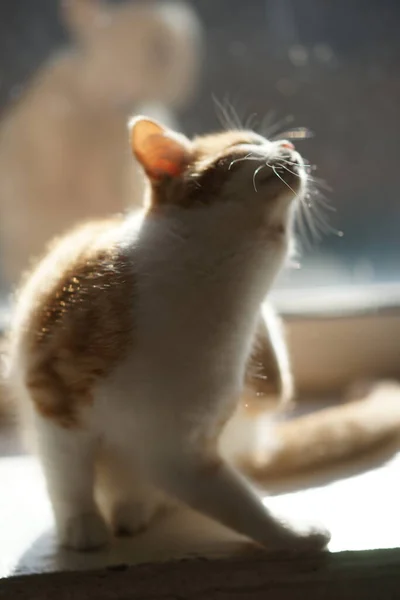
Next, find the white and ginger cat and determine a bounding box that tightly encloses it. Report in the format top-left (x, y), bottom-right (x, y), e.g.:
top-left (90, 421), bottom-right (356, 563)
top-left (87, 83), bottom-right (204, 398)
top-left (0, 0), bottom-right (202, 287)
top-left (7, 116), bottom-right (332, 553)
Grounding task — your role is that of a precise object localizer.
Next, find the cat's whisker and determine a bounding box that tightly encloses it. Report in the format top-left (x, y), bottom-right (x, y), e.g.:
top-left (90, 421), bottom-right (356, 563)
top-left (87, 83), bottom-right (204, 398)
top-left (227, 101), bottom-right (244, 130)
top-left (252, 164), bottom-right (265, 192)
top-left (311, 189), bottom-right (336, 212)
top-left (309, 205), bottom-right (341, 236)
top-left (311, 176), bottom-right (332, 193)
top-left (267, 163), bottom-right (298, 197)
top-left (299, 204), bottom-right (312, 249)
top-left (213, 95), bottom-right (244, 131)
top-left (278, 163), bottom-right (301, 180)
top-left (228, 153), bottom-right (258, 170)
top-left (213, 95), bottom-right (237, 130)
top-left (244, 112), bottom-right (258, 130)
top-left (295, 201), bottom-right (312, 250)
top-left (278, 162), bottom-right (338, 242)
top-left (261, 114), bottom-right (294, 138)
top-left (304, 178), bottom-right (340, 234)
top-left (279, 157), bottom-right (312, 170)
top-left (297, 187), bottom-right (342, 243)
top-left (266, 162), bottom-right (337, 245)
top-left (297, 201), bottom-right (320, 246)
top-left (303, 202), bottom-right (323, 242)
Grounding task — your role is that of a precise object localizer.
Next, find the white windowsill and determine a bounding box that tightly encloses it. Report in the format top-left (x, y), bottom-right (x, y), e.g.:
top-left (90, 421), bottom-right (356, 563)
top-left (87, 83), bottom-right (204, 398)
top-left (1, 438), bottom-right (400, 579)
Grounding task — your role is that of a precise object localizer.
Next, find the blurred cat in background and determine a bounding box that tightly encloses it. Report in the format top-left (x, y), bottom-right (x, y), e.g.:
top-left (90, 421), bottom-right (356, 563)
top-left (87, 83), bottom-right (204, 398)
top-left (0, 0), bottom-right (202, 287)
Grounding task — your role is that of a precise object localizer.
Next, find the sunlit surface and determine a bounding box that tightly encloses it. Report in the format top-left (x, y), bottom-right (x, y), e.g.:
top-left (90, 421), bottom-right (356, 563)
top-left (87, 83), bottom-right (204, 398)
top-left (1, 446), bottom-right (399, 578)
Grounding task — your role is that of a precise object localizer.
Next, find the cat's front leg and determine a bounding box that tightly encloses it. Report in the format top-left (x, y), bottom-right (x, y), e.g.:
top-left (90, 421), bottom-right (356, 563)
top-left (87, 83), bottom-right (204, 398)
top-left (245, 306), bottom-right (293, 409)
top-left (34, 414), bottom-right (109, 551)
top-left (146, 440), bottom-right (330, 553)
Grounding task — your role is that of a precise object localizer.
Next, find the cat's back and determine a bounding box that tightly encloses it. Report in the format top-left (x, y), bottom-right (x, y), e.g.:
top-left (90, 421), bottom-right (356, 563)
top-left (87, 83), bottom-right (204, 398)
top-left (7, 217), bottom-right (137, 427)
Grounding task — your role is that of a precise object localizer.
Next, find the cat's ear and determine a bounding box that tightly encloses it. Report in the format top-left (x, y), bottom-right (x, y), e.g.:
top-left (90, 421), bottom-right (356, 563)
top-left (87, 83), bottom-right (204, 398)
top-left (129, 116), bottom-right (192, 181)
top-left (61, 0), bottom-right (110, 41)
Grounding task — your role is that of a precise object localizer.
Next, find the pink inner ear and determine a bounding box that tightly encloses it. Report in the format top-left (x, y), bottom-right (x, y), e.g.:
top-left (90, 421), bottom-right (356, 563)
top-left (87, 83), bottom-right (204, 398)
top-left (144, 135), bottom-right (188, 179)
top-left (130, 118), bottom-right (191, 180)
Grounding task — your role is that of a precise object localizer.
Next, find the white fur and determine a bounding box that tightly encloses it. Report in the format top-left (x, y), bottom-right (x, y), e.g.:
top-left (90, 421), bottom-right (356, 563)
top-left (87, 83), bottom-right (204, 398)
top-left (10, 138), bottom-right (330, 552)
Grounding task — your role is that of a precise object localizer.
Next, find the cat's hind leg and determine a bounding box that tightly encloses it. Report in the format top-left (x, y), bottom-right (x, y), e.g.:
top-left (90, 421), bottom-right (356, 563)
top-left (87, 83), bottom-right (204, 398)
top-left (96, 446), bottom-right (169, 537)
top-left (33, 413), bottom-right (109, 551)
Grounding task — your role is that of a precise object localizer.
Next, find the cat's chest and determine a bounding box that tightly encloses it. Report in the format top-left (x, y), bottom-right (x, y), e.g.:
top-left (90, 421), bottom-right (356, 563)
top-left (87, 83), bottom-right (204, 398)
top-left (96, 353), bottom-right (243, 455)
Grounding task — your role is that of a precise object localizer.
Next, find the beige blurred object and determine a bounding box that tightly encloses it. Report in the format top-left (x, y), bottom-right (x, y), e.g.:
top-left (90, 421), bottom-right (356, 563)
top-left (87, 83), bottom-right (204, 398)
top-left (0, 0), bottom-right (203, 287)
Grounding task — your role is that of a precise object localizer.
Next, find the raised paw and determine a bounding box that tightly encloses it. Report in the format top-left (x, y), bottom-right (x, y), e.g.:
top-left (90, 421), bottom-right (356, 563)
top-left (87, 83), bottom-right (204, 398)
top-left (58, 511), bottom-right (109, 551)
top-left (267, 517), bottom-right (331, 554)
top-left (111, 499), bottom-right (160, 537)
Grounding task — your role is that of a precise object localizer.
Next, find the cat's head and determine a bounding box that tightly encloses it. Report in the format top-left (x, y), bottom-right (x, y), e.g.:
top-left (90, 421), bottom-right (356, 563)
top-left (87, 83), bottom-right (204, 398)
top-left (129, 117), bottom-right (306, 262)
top-left (62, 0), bottom-right (202, 108)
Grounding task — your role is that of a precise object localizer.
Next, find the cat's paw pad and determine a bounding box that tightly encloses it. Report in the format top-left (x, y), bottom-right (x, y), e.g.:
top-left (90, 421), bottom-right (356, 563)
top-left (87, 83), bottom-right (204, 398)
top-left (111, 500), bottom-right (159, 537)
top-left (268, 518), bottom-right (331, 554)
top-left (59, 511), bottom-right (109, 551)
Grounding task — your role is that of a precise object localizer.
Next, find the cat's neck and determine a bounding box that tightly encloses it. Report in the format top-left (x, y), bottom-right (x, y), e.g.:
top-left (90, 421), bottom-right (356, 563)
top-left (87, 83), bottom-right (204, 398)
top-left (125, 211), bottom-right (281, 376)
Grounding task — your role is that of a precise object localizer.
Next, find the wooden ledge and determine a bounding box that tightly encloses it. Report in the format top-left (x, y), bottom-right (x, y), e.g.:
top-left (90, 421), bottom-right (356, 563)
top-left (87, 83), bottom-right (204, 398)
top-left (1, 548), bottom-right (400, 599)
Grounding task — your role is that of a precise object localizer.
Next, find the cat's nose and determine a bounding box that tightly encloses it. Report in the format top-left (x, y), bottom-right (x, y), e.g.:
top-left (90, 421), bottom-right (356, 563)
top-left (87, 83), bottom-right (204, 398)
top-left (280, 140), bottom-right (295, 150)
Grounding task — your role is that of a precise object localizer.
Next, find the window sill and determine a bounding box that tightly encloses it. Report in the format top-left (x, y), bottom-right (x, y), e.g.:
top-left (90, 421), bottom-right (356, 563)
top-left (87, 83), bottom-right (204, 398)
top-left (2, 547), bottom-right (400, 599)
top-left (270, 283), bottom-right (400, 395)
top-left (1, 424), bottom-right (400, 563)
top-left (273, 282), bottom-right (400, 318)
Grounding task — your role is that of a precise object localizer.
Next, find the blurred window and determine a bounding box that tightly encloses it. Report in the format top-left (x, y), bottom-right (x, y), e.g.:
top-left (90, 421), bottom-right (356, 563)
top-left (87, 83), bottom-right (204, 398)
top-left (0, 0), bottom-right (398, 296)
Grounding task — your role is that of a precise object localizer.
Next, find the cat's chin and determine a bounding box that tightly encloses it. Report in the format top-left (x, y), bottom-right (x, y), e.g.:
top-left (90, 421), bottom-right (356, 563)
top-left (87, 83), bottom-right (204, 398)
top-left (259, 166), bottom-right (304, 202)
top-left (256, 149), bottom-right (305, 196)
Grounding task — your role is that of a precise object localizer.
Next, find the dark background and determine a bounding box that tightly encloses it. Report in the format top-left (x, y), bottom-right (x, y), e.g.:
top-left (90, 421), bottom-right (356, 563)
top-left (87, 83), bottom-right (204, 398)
top-left (0, 0), bottom-right (399, 286)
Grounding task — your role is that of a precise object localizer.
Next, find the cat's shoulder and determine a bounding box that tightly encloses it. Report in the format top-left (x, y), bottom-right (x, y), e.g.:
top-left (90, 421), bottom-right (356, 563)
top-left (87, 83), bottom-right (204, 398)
top-left (14, 217), bottom-right (135, 348)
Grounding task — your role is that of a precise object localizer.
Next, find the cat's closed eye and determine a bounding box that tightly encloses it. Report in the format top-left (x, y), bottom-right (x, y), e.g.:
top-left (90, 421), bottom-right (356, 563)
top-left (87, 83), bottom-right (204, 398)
top-left (229, 139), bottom-right (262, 149)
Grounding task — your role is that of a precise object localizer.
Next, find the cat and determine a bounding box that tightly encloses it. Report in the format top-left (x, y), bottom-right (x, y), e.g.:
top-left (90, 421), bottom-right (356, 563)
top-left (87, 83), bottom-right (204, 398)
top-left (6, 115), bottom-right (332, 553)
top-left (0, 0), bottom-right (202, 288)
top-left (235, 379), bottom-right (400, 480)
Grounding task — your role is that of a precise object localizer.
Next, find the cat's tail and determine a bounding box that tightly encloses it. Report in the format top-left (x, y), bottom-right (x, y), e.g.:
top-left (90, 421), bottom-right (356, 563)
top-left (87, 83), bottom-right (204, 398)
top-left (233, 381), bottom-right (400, 480)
